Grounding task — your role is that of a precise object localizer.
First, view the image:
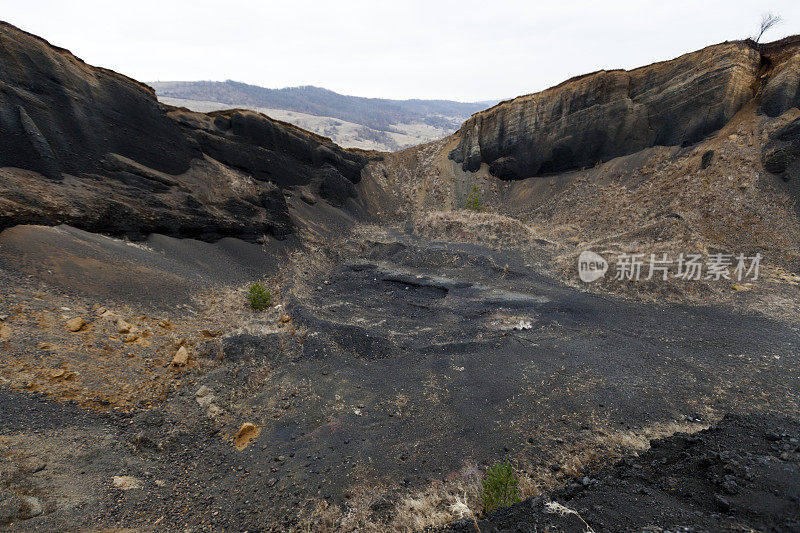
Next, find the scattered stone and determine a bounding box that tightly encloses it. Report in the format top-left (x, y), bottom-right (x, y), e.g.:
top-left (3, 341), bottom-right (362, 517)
top-left (280, 315), bottom-right (291, 324)
top-left (512, 320), bottom-right (533, 331)
top-left (37, 342), bottom-right (52, 350)
top-left (714, 493), bottom-right (731, 512)
top-left (49, 368), bottom-right (70, 380)
top-left (267, 477), bottom-right (277, 487)
top-left (201, 329), bottom-right (221, 338)
top-left (197, 391), bottom-right (216, 408)
top-left (123, 333), bottom-right (139, 343)
top-left (172, 346), bottom-right (189, 367)
top-left (65, 317), bottom-right (86, 332)
top-left (112, 475), bottom-right (143, 490)
top-left (206, 404), bottom-right (224, 418)
top-left (0, 324), bottom-right (11, 340)
top-left (233, 423), bottom-right (261, 450)
top-left (196, 385), bottom-right (211, 398)
top-left (116, 319), bottom-right (132, 334)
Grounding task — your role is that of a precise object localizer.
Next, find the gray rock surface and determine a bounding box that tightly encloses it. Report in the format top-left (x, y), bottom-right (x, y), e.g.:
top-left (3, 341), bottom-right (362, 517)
top-left (0, 21), bottom-right (367, 243)
top-left (449, 38), bottom-right (800, 180)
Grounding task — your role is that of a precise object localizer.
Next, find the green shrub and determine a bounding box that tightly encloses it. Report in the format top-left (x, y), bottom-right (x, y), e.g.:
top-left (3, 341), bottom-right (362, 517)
top-left (465, 186), bottom-right (482, 212)
top-left (248, 282), bottom-right (272, 310)
top-left (482, 460), bottom-right (521, 514)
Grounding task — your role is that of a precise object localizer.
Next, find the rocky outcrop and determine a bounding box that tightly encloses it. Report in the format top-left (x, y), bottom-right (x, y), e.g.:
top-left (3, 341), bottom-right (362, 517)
top-left (763, 115), bottom-right (800, 214)
top-left (763, 117), bottom-right (800, 175)
top-left (449, 39), bottom-right (800, 180)
top-left (759, 36), bottom-right (800, 117)
top-left (0, 21), bottom-right (367, 242)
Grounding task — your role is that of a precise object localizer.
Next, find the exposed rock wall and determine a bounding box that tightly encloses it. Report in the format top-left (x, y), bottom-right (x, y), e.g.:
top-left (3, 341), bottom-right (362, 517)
top-left (449, 39), bottom-right (800, 180)
top-left (0, 21), bottom-right (367, 243)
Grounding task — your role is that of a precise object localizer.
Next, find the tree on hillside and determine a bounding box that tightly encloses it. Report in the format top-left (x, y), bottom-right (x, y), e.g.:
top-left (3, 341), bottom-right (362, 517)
top-left (754, 12), bottom-right (783, 43)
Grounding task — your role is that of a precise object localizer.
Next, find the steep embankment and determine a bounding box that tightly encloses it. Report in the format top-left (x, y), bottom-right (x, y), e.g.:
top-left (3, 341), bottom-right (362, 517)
top-left (450, 38), bottom-right (800, 180)
top-left (0, 21), bottom-right (368, 243)
top-left (362, 37), bottom-right (800, 278)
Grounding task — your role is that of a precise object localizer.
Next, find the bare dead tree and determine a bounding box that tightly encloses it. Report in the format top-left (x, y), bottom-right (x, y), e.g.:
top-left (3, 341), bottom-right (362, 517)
top-left (755, 12), bottom-right (783, 43)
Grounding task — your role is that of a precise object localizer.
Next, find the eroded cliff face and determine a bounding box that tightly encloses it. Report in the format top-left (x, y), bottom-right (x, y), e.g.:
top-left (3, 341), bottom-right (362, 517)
top-left (448, 38), bottom-right (800, 181)
top-left (0, 21), bottom-right (367, 242)
top-left (360, 37), bottom-right (800, 274)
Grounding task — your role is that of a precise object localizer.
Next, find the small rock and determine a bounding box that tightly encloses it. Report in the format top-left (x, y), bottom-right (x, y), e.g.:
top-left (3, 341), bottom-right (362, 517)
top-left (267, 477), bottom-right (277, 487)
top-left (197, 394), bottom-right (216, 408)
top-left (112, 475), bottom-right (143, 490)
top-left (172, 346), bottom-right (189, 367)
top-left (123, 333), bottom-right (139, 343)
top-left (280, 315), bottom-right (291, 324)
top-left (116, 319), bottom-right (132, 334)
top-left (233, 423), bottom-right (261, 450)
top-left (65, 317), bottom-right (86, 332)
top-left (196, 385), bottom-right (212, 398)
top-left (0, 324), bottom-right (11, 340)
top-left (206, 404), bottom-right (224, 418)
top-left (714, 494), bottom-right (731, 512)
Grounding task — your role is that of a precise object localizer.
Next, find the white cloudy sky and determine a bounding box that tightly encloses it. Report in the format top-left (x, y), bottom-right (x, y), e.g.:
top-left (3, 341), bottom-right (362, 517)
top-left (4, 0), bottom-right (798, 102)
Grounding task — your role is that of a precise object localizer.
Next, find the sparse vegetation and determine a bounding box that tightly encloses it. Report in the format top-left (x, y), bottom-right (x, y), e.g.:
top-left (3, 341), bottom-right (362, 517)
top-left (544, 500), bottom-right (595, 532)
top-left (754, 12), bottom-right (783, 43)
top-left (248, 282), bottom-right (272, 310)
top-left (481, 460), bottom-right (521, 514)
top-left (465, 185), bottom-right (482, 212)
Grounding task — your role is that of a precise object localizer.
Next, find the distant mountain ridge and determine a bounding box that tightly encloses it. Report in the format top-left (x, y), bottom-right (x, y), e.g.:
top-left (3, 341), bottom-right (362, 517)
top-left (149, 81), bottom-right (495, 151)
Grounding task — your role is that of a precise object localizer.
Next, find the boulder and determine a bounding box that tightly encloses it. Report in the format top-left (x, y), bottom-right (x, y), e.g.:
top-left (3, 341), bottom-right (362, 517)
top-left (172, 346), bottom-right (189, 367)
top-left (65, 317), bottom-right (86, 332)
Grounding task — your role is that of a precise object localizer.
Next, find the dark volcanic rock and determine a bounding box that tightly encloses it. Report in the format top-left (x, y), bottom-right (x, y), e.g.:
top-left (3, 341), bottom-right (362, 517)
top-left (446, 413), bottom-right (800, 533)
top-left (0, 24), bottom-right (197, 178)
top-left (450, 39), bottom-right (800, 180)
top-left (0, 21), bottom-right (366, 242)
top-left (760, 36), bottom-right (800, 117)
top-left (763, 117), bottom-right (800, 175)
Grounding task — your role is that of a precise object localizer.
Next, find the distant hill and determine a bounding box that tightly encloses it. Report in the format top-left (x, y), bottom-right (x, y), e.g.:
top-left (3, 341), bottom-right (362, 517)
top-left (149, 81), bottom-right (495, 151)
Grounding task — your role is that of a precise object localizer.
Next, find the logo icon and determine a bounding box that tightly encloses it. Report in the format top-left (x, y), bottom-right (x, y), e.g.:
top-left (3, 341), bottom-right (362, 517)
top-left (578, 251), bottom-right (608, 283)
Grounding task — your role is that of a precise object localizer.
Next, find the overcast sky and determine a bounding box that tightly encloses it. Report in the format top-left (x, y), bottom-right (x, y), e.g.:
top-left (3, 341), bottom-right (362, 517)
top-left (4, 1), bottom-right (798, 102)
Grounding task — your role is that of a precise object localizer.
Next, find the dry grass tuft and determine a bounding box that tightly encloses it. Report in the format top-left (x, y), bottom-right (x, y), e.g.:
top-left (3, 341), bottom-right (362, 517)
top-left (411, 210), bottom-right (554, 249)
